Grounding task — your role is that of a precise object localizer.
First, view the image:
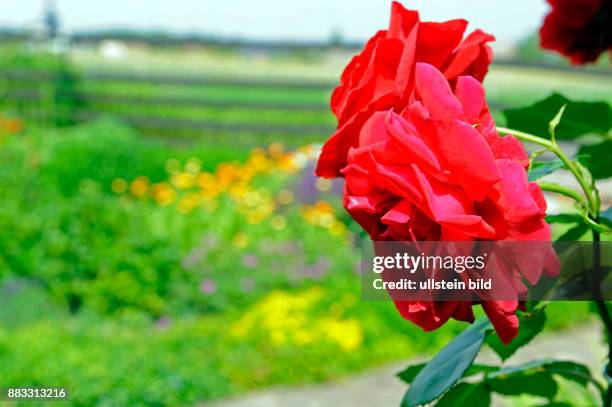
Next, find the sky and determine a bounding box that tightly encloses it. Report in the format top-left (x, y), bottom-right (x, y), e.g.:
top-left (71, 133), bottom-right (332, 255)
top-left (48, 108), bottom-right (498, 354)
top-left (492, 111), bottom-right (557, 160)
top-left (2, 0), bottom-right (550, 46)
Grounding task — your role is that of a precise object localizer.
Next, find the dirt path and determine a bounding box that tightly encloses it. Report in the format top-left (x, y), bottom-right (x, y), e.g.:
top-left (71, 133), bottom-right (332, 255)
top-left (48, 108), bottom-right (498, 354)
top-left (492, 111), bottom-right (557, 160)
top-left (203, 323), bottom-right (605, 407)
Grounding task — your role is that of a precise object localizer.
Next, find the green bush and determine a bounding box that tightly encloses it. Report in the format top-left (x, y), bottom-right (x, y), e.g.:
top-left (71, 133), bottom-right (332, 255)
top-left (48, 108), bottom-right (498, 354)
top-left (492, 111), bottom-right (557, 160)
top-left (0, 45), bottom-right (81, 126)
top-left (0, 119), bottom-right (251, 315)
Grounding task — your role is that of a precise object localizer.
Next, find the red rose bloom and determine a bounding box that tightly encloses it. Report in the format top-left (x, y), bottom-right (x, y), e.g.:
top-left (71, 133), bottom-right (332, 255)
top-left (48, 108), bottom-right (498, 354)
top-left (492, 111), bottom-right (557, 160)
top-left (340, 63), bottom-right (558, 343)
top-left (540, 0), bottom-right (612, 64)
top-left (316, 1), bottom-right (494, 178)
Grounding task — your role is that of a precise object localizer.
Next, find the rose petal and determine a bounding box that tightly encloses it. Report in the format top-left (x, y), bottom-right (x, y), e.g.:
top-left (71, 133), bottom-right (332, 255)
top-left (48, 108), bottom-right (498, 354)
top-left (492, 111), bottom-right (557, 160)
top-left (414, 63), bottom-right (465, 121)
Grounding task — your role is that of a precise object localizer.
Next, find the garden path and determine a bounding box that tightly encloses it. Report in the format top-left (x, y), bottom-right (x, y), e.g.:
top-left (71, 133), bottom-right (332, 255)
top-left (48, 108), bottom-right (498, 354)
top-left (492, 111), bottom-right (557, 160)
top-left (204, 322), bottom-right (604, 407)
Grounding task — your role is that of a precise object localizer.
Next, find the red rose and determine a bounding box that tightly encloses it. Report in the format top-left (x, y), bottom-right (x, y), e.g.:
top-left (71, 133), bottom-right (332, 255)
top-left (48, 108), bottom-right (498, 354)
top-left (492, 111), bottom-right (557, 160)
top-left (316, 1), bottom-right (494, 178)
top-left (540, 0), bottom-right (612, 64)
top-left (340, 63), bottom-right (558, 343)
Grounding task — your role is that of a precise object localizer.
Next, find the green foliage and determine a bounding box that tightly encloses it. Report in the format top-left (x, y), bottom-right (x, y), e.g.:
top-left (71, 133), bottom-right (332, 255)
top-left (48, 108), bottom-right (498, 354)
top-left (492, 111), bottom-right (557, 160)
top-left (0, 120), bottom-right (478, 405)
top-left (0, 120), bottom-right (256, 316)
top-left (0, 46), bottom-right (81, 126)
top-left (485, 310), bottom-right (547, 361)
top-left (529, 159), bottom-right (566, 181)
top-left (558, 223), bottom-right (590, 241)
top-left (0, 298), bottom-right (453, 407)
top-left (399, 304), bottom-right (601, 406)
top-left (546, 214), bottom-right (584, 224)
top-left (489, 370), bottom-right (558, 399)
top-left (548, 104), bottom-right (566, 142)
top-left (400, 355), bottom-right (601, 406)
top-left (397, 363), bottom-right (425, 384)
top-left (504, 93), bottom-right (611, 141)
top-left (402, 319), bottom-right (490, 406)
top-left (602, 207), bottom-right (612, 229)
top-left (578, 140), bottom-right (612, 180)
top-left (435, 382), bottom-right (490, 407)
top-left (486, 359), bottom-right (599, 401)
top-left (31, 119), bottom-right (249, 195)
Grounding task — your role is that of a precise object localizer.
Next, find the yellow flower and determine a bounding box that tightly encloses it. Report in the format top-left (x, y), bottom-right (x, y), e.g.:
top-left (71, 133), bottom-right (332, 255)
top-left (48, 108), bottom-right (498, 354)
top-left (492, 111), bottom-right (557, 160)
top-left (165, 159), bottom-right (181, 174)
top-left (151, 182), bottom-right (176, 205)
top-left (276, 189), bottom-right (294, 205)
top-left (270, 215), bottom-right (287, 231)
top-left (276, 154), bottom-right (298, 173)
top-left (171, 172), bottom-right (195, 189)
top-left (229, 185), bottom-right (249, 200)
top-left (130, 176), bottom-right (150, 197)
top-left (314, 200), bottom-right (334, 213)
top-left (216, 163), bottom-right (238, 185)
top-left (197, 172), bottom-right (215, 188)
top-left (185, 157), bottom-right (201, 174)
top-left (178, 192), bottom-right (200, 214)
top-left (319, 318), bottom-right (363, 352)
top-left (229, 287), bottom-right (362, 352)
top-left (233, 233), bottom-right (249, 248)
top-left (111, 178), bottom-right (128, 194)
top-left (246, 211), bottom-right (266, 224)
top-left (268, 142), bottom-right (285, 158)
top-left (315, 178), bottom-right (332, 192)
top-left (329, 221), bottom-right (347, 236)
top-left (249, 147), bottom-right (265, 157)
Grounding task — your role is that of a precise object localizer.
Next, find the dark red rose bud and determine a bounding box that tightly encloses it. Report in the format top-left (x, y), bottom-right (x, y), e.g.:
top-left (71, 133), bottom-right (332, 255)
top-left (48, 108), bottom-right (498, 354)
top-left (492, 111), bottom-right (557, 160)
top-left (540, 0), bottom-right (612, 64)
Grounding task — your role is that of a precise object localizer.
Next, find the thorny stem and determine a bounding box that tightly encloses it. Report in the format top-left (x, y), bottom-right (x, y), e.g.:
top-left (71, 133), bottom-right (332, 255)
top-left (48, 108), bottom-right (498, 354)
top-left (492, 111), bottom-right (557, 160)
top-left (538, 182), bottom-right (585, 205)
top-left (497, 126), bottom-right (611, 406)
top-left (496, 126), bottom-right (598, 215)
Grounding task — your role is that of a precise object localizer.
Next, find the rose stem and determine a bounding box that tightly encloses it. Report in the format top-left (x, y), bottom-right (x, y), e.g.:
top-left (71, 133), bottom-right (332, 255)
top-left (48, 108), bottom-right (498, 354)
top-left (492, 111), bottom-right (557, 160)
top-left (498, 126), bottom-right (611, 405)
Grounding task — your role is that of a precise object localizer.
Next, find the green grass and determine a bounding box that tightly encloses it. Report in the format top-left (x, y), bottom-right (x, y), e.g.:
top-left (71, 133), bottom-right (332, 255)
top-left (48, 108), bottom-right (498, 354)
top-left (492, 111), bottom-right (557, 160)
top-left (85, 102), bottom-right (334, 126)
top-left (81, 81), bottom-right (330, 105)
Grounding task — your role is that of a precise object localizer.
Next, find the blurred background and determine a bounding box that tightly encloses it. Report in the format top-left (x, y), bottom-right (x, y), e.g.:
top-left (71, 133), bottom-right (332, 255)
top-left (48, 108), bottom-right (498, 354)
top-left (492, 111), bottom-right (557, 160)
top-left (0, 1), bottom-right (610, 406)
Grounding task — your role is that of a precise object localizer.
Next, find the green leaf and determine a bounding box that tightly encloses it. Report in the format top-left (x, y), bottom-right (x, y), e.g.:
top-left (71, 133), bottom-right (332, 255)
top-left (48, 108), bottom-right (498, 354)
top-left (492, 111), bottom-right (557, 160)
top-left (558, 223), bottom-right (589, 241)
top-left (435, 383), bottom-right (491, 407)
top-left (601, 207), bottom-right (612, 229)
top-left (398, 362), bottom-right (497, 385)
top-left (488, 371), bottom-right (558, 399)
top-left (546, 213), bottom-right (583, 224)
top-left (402, 319), bottom-right (491, 406)
top-left (486, 310), bottom-right (546, 361)
top-left (544, 361), bottom-right (593, 387)
top-left (503, 93), bottom-right (611, 141)
top-left (464, 363), bottom-right (499, 376)
top-left (528, 154), bottom-right (591, 182)
top-left (574, 159), bottom-right (596, 193)
top-left (488, 359), bottom-right (595, 386)
top-left (529, 159), bottom-right (566, 181)
top-left (397, 363), bottom-right (425, 384)
top-left (548, 104), bottom-right (566, 142)
top-left (554, 376), bottom-right (602, 407)
top-left (578, 140), bottom-right (612, 179)
top-left (486, 360), bottom-right (596, 401)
